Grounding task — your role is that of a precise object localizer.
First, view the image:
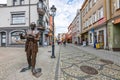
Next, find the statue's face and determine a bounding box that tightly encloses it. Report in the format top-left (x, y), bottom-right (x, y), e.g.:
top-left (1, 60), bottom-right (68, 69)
top-left (30, 24), bottom-right (36, 30)
top-left (31, 26), bottom-right (35, 30)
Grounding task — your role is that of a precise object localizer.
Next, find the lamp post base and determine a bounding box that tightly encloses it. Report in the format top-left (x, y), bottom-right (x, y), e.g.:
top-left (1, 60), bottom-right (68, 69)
top-left (51, 56), bottom-right (56, 58)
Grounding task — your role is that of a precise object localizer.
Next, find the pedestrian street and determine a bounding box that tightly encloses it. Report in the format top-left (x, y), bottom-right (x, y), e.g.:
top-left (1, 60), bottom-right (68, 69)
top-left (59, 45), bottom-right (120, 80)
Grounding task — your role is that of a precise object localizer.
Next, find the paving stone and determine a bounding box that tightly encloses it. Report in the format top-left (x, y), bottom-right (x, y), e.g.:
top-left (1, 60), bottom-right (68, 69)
top-left (59, 45), bottom-right (120, 80)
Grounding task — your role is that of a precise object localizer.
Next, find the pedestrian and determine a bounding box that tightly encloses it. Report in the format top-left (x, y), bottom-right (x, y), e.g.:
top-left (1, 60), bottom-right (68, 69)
top-left (63, 40), bottom-right (66, 47)
top-left (19, 22), bottom-right (41, 76)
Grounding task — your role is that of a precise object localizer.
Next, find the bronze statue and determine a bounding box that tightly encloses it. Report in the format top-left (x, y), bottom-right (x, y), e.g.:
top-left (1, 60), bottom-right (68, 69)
top-left (20, 22), bottom-right (41, 77)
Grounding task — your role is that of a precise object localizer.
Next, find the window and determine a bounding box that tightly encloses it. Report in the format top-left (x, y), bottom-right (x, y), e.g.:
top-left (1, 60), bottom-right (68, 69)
top-left (96, 11), bottom-right (99, 20)
top-left (88, 19), bottom-right (90, 26)
top-left (89, 16), bottom-right (92, 25)
top-left (13, 0), bottom-right (17, 6)
top-left (92, 13), bottom-right (95, 23)
top-left (11, 13), bottom-right (25, 24)
top-left (11, 31), bottom-right (25, 44)
top-left (92, 0), bottom-right (96, 5)
top-left (94, 12), bottom-right (98, 22)
top-left (83, 23), bottom-right (85, 28)
top-left (20, 0), bottom-right (24, 5)
top-left (86, 5), bottom-right (89, 12)
top-left (93, 0), bottom-right (97, 3)
top-left (116, 0), bottom-right (120, 9)
top-left (85, 21), bottom-right (87, 27)
top-left (98, 7), bottom-right (104, 19)
top-left (86, 21), bottom-right (88, 27)
top-left (113, 2), bottom-right (116, 13)
top-left (90, 0), bottom-right (92, 9)
top-left (82, 9), bottom-right (85, 16)
top-left (38, 14), bottom-right (44, 26)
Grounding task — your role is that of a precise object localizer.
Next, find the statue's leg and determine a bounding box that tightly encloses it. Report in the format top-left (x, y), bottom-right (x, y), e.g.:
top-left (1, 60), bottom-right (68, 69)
top-left (31, 51), bottom-right (37, 74)
top-left (27, 50), bottom-right (32, 68)
top-left (31, 51), bottom-right (41, 73)
top-left (20, 50), bottom-right (32, 72)
top-left (31, 52), bottom-right (42, 78)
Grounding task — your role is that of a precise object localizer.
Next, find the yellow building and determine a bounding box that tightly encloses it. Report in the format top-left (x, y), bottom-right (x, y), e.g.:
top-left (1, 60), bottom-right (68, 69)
top-left (81, 0), bottom-right (108, 49)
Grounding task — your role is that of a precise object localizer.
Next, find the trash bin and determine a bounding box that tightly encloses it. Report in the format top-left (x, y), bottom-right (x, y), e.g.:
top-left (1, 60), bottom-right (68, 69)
top-left (96, 43), bottom-right (100, 49)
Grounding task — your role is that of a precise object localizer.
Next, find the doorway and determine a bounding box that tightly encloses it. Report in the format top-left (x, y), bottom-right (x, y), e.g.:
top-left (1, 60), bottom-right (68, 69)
top-left (1, 32), bottom-right (6, 47)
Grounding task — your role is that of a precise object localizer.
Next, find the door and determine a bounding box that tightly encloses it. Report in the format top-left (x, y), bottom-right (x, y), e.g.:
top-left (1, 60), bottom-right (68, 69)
top-left (1, 32), bottom-right (6, 47)
top-left (98, 30), bottom-right (104, 48)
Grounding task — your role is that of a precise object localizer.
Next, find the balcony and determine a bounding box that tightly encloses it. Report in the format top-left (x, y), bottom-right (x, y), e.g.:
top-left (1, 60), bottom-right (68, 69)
top-left (37, 2), bottom-right (46, 15)
top-left (37, 20), bottom-right (45, 30)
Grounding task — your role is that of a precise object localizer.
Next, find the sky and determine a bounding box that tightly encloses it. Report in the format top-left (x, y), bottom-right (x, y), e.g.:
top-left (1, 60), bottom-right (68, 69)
top-left (49, 0), bottom-right (84, 35)
top-left (0, 0), bottom-right (7, 4)
top-left (0, 0), bottom-right (84, 35)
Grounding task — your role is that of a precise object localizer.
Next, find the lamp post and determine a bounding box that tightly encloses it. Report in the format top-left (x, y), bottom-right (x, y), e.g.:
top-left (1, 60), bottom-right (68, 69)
top-left (50, 5), bottom-right (56, 58)
top-left (29, 0), bottom-right (31, 27)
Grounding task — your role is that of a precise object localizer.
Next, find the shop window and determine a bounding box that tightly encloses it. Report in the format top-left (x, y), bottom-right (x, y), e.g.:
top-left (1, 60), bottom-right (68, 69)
top-left (98, 30), bottom-right (104, 43)
top-left (11, 31), bottom-right (25, 44)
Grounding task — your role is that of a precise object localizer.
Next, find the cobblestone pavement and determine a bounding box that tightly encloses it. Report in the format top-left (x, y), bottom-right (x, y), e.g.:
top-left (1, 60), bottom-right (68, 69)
top-left (59, 45), bottom-right (120, 80)
top-left (0, 46), bottom-right (59, 80)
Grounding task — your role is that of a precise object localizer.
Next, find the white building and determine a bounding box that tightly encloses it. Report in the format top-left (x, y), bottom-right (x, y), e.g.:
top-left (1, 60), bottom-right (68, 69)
top-left (71, 9), bottom-right (82, 44)
top-left (0, 0), bottom-right (49, 47)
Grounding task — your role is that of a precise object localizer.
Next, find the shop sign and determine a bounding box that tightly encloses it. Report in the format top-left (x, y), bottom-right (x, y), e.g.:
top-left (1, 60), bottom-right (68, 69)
top-left (98, 17), bottom-right (106, 25)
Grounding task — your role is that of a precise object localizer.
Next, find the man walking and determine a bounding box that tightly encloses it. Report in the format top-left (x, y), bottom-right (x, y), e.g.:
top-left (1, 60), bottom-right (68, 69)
top-left (20, 22), bottom-right (41, 76)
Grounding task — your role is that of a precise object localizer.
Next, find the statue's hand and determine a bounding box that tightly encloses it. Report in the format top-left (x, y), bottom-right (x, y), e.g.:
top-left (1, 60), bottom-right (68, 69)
top-left (19, 33), bottom-right (23, 36)
top-left (27, 34), bottom-right (34, 39)
top-left (19, 33), bottom-right (25, 39)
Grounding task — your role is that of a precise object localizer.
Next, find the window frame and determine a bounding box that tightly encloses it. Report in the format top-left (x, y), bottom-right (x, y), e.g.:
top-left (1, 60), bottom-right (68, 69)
top-left (11, 12), bottom-right (26, 25)
top-left (116, 0), bottom-right (120, 9)
top-left (20, 0), bottom-right (25, 5)
top-left (13, 0), bottom-right (17, 6)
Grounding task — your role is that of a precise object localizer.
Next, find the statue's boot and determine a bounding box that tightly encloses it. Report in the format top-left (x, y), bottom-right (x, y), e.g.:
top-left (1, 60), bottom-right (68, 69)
top-left (32, 68), bottom-right (42, 78)
top-left (20, 66), bottom-right (31, 72)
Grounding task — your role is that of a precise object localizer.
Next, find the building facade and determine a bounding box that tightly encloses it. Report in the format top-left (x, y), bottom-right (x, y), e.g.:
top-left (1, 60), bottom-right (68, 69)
top-left (67, 9), bottom-right (82, 44)
top-left (0, 0), bottom-right (49, 47)
top-left (57, 33), bottom-right (66, 42)
top-left (47, 15), bottom-right (53, 45)
top-left (81, 0), bottom-right (108, 49)
top-left (71, 9), bottom-right (81, 44)
top-left (107, 0), bottom-right (120, 51)
top-left (67, 23), bottom-right (73, 43)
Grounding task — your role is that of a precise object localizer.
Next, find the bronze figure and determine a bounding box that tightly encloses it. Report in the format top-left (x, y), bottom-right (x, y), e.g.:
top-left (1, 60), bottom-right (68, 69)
top-left (20, 22), bottom-right (41, 76)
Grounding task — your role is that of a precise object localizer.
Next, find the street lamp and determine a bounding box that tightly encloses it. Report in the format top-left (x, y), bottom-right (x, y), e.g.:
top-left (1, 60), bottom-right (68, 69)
top-left (29, 0), bottom-right (31, 27)
top-left (50, 5), bottom-right (56, 58)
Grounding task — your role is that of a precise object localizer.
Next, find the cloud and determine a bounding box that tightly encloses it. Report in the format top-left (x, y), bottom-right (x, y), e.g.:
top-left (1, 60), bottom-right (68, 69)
top-left (49, 0), bottom-right (84, 35)
top-left (0, 0), bottom-right (7, 4)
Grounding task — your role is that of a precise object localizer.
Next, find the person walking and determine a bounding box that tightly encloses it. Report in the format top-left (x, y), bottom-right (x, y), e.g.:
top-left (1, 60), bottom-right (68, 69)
top-left (20, 22), bottom-right (41, 76)
top-left (63, 40), bottom-right (66, 47)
